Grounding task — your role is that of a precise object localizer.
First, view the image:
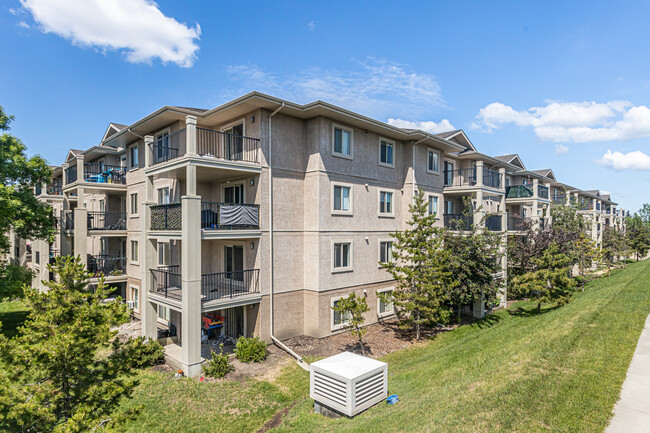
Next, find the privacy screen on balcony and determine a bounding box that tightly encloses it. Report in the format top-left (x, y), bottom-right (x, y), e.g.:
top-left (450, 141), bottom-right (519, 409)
top-left (220, 205), bottom-right (259, 227)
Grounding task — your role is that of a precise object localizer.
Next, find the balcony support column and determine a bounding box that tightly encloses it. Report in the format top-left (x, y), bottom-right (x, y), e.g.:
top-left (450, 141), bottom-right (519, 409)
top-left (473, 190), bottom-right (484, 227)
top-left (73, 207), bottom-right (87, 265)
top-left (141, 174), bottom-right (158, 340)
top-left (186, 164), bottom-right (197, 196)
top-left (76, 155), bottom-right (85, 184)
top-left (186, 115), bottom-right (198, 157)
top-left (499, 168), bottom-right (507, 230)
top-left (476, 161), bottom-right (484, 187)
top-left (62, 163), bottom-right (69, 186)
top-left (181, 195), bottom-right (202, 377)
top-left (144, 135), bottom-right (154, 168)
top-left (532, 179), bottom-right (540, 229)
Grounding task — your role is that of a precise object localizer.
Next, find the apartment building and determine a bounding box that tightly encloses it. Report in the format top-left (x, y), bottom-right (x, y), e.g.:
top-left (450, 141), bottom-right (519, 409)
top-left (29, 92), bottom-right (624, 376)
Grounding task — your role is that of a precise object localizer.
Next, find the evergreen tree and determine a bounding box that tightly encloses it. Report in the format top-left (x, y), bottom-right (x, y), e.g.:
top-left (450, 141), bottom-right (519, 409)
top-left (0, 256), bottom-right (160, 432)
top-left (331, 292), bottom-right (370, 354)
top-left (574, 232), bottom-right (598, 277)
top-left (626, 214), bottom-right (650, 261)
top-left (602, 226), bottom-right (628, 274)
top-left (382, 192), bottom-right (453, 340)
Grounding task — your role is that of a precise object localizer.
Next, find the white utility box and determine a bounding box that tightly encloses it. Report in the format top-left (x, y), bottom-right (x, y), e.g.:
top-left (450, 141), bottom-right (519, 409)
top-left (310, 351), bottom-right (388, 417)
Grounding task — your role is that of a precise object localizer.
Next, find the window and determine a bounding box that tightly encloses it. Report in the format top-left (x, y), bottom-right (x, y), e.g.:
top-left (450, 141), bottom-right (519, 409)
top-left (379, 241), bottom-right (392, 264)
top-left (445, 200), bottom-right (453, 215)
top-left (379, 191), bottom-right (393, 216)
top-left (130, 193), bottom-right (138, 216)
top-left (377, 288), bottom-right (394, 317)
top-left (223, 184), bottom-right (244, 203)
top-left (379, 139), bottom-right (394, 167)
top-left (35, 251), bottom-right (40, 265)
top-left (427, 148), bottom-right (440, 173)
top-left (333, 125), bottom-right (352, 158)
top-left (130, 286), bottom-right (139, 310)
top-left (155, 131), bottom-right (170, 162)
top-left (332, 184), bottom-right (352, 213)
top-left (100, 238), bottom-right (107, 256)
top-left (99, 199), bottom-right (105, 213)
top-left (130, 240), bottom-right (139, 263)
top-left (333, 242), bottom-right (352, 271)
top-left (157, 187), bottom-right (170, 205)
top-left (129, 144), bottom-right (139, 169)
top-left (444, 161), bottom-right (454, 186)
top-left (158, 305), bottom-right (170, 322)
top-left (158, 242), bottom-right (170, 266)
top-left (428, 195), bottom-right (438, 216)
top-left (332, 297), bottom-right (351, 329)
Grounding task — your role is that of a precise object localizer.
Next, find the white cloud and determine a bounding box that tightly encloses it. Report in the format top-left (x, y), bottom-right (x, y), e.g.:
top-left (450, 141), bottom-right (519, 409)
top-left (18, 20), bottom-right (30, 29)
top-left (598, 150), bottom-right (650, 170)
top-left (20, 0), bottom-right (201, 67)
top-left (226, 58), bottom-right (445, 119)
top-left (9, 8), bottom-right (19, 15)
top-left (308, 20), bottom-right (315, 31)
top-left (554, 144), bottom-right (569, 155)
top-left (472, 100), bottom-right (650, 143)
top-left (387, 118), bottom-right (455, 134)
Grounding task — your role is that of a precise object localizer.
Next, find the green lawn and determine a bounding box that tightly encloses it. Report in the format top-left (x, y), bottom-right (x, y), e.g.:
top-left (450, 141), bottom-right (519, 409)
top-left (0, 300), bottom-right (29, 338)
top-left (120, 259), bottom-right (650, 433)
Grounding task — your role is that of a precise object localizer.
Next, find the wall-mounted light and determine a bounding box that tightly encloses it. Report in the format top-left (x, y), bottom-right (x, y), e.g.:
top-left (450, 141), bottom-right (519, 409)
top-left (250, 116), bottom-right (255, 123)
top-left (250, 242), bottom-right (255, 249)
top-left (250, 178), bottom-right (255, 186)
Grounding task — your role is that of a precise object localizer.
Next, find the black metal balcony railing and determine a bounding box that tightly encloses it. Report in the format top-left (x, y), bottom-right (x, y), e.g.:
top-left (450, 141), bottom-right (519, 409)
top-left (83, 163), bottom-right (126, 184)
top-left (507, 215), bottom-right (529, 231)
top-left (443, 168), bottom-right (476, 187)
top-left (150, 128), bottom-right (185, 166)
top-left (443, 213), bottom-right (472, 230)
top-left (63, 210), bottom-right (74, 230)
top-left (151, 267), bottom-right (182, 301)
top-left (65, 166), bottom-right (77, 184)
top-left (486, 214), bottom-right (503, 231)
top-left (538, 185), bottom-right (549, 199)
top-left (197, 128), bottom-right (260, 164)
top-left (506, 185), bottom-right (534, 199)
top-left (202, 269), bottom-right (260, 303)
top-left (87, 211), bottom-right (126, 230)
top-left (48, 184), bottom-right (63, 195)
top-left (150, 203), bottom-right (182, 230)
top-left (552, 193), bottom-right (566, 205)
top-left (201, 202), bottom-right (260, 230)
top-left (35, 184), bottom-right (42, 196)
top-left (482, 169), bottom-right (502, 189)
top-left (87, 256), bottom-right (126, 277)
top-left (540, 217), bottom-right (549, 230)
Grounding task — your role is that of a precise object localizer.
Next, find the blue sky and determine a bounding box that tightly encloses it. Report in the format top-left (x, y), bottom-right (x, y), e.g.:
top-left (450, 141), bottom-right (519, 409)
top-left (2, 0), bottom-right (650, 211)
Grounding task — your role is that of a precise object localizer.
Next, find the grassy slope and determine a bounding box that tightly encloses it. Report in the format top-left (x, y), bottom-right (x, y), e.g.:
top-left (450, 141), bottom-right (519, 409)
top-left (0, 300), bottom-right (29, 338)
top-left (274, 259), bottom-right (650, 433)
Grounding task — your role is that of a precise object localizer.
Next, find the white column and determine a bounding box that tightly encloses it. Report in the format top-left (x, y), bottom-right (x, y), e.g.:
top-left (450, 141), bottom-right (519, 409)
top-left (181, 195), bottom-right (202, 376)
top-left (532, 179), bottom-right (540, 229)
top-left (73, 207), bottom-right (87, 265)
top-left (144, 135), bottom-right (154, 168)
top-left (141, 174), bottom-right (158, 340)
top-left (186, 115), bottom-right (198, 157)
top-left (499, 168), bottom-right (507, 231)
top-left (76, 155), bottom-right (85, 183)
top-left (475, 161), bottom-right (484, 187)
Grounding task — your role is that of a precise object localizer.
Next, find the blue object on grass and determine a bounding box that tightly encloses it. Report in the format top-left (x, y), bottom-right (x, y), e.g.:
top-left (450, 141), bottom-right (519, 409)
top-left (386, 394), bottom-right (399, 405)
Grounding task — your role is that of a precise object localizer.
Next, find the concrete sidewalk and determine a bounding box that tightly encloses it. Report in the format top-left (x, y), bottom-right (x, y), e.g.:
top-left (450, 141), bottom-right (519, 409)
top-left (606, 315), bottom-right (650, 433)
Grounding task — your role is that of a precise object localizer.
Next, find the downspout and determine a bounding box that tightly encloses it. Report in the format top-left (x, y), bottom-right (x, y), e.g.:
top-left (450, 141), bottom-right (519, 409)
top-left (267, 104), bottom-right (307, 368)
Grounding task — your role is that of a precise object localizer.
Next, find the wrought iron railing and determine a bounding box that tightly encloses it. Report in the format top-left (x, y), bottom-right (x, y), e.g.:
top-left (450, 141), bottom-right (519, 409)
top-left (506, 185), bottom-right (534, 199)
top-left (485, 214), bottom-right (503, 231)
top-left (539, 217), bottom-right (549, 230)
top-left (507, 215), bottom-right (529, 231)
top-left (35, 184), bottom-right (42, 195)
top-left (65, 166), bottom-right (77, 184)
top-left (202, 269), bottom-right (260, 302)
top-left (197, 128), bottom-right (260, 163)
top-left (443, 168), bottom-right (477, 187)
top-left (483, 169), bottom-right (502, 189)
top-left (150, 267), bottom-right (182, 301)
top-left (48, 183), bottom-right (63, 195)
top-left (87, 211), bottom-right (126, 230)
top-left (63, 210), bottom-right (74, 230)
top-left (552, 193), bottom-right (566, 205)
top-left (87, 256), bottom-right (126, 277)
top-left (538, 185), bottom-right (549, 199)
top-left (150, 128), bottom-right (185, 166)
top-left (150, 203), bottom-right (182, 230)
top-left (443, 213), bottom-right (472, 230)
top-left (83, 163), bottom-right (126, 184)
top-left (201, 202), bottom-right (260, 230)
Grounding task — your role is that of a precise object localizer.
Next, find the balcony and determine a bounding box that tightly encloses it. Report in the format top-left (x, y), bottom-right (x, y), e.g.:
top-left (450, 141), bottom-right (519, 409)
top-left (149, 128), bottom-right (260, 167)
top-left (485, 214), bottom-right (503, 231)
top-left (443, 213), bottom-right (472, 230)
top-left (538, 185), bottom-right (549, 200)
top-left (150, 267), bottom-right (260, 304)
top-left (87, 256), bottom-right (126, 278)
top-left (87, 211), bottom-right (126, 231)
top-left (150, 203), bottom-right (182, 231)
top-left (506, 185), bottom-right (533, 199)
top-left (65, 166), bottom-right (77, 184)
top-left (63, 210), bottom-right (74, 230)
top-left (83, 163), bottom-right (126, 184)
top-left (444, 168), bottom-right (476, 187)
top-left (201, 202), bottom-right (260, 230)
top-left (482, 169), bottom-right (503, 189)
top-left (552, 193), bottom-right (566, 205)
top-left (507, 215), bottom-right (529, 231)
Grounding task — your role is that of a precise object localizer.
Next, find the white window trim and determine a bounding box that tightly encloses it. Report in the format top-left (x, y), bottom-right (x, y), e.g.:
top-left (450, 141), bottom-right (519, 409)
top-left (377, 287), bottom-right (395, 318)
top-left (221, 181), bottom-right (246, 203)
top-left (331, 240), bottom-right (353, 273)
top-left (129, 192), bottom-right (139, 218)
top-left (378, 137), bottom-right (395, 168)
top-left (130, 240), bottom-right (139, 265)
top-left (223, 243), bottom-right (247, 273)
top-left (331, 124), bottom-right (354, 160)
top-left (157, 187), bottom-right (171, 205)
top-left (157, 304), bottom-right (170, 325)
top-left (128, 143), bottom-right (139, 171)
top-left (378, 189), bottom-right (395, 218)
top-left (220, 117), bottom-right (246, 136)
top-left (129, 284), bottom-right (140, 312)
top-left (331, 182), bottom-right (353, 215)
top-left (378, 238), bottom-right (393, 268)
top-left (427, 193), bottom-right (441, 217)
top-left (157, 241), bottom-right (170, 267)
top-left (331, 295), bottom-right (351, 331)
top-left (427, 147), bottom-right (441, 174)
top-left (155, 127), bottom-right (171, 141)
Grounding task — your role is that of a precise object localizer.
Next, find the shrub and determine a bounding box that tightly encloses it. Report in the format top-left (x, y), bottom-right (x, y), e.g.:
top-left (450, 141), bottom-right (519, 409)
top-left (234, 335), bottom-right (268, 363)
top-left (204, 344), bottom-right (232, 378)
top-left (114, 336), bottom-right (165, 369)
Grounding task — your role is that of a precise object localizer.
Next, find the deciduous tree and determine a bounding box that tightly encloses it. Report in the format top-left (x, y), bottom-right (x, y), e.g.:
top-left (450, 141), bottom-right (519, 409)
top-left (331, 292), bottom-right (370, 354)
